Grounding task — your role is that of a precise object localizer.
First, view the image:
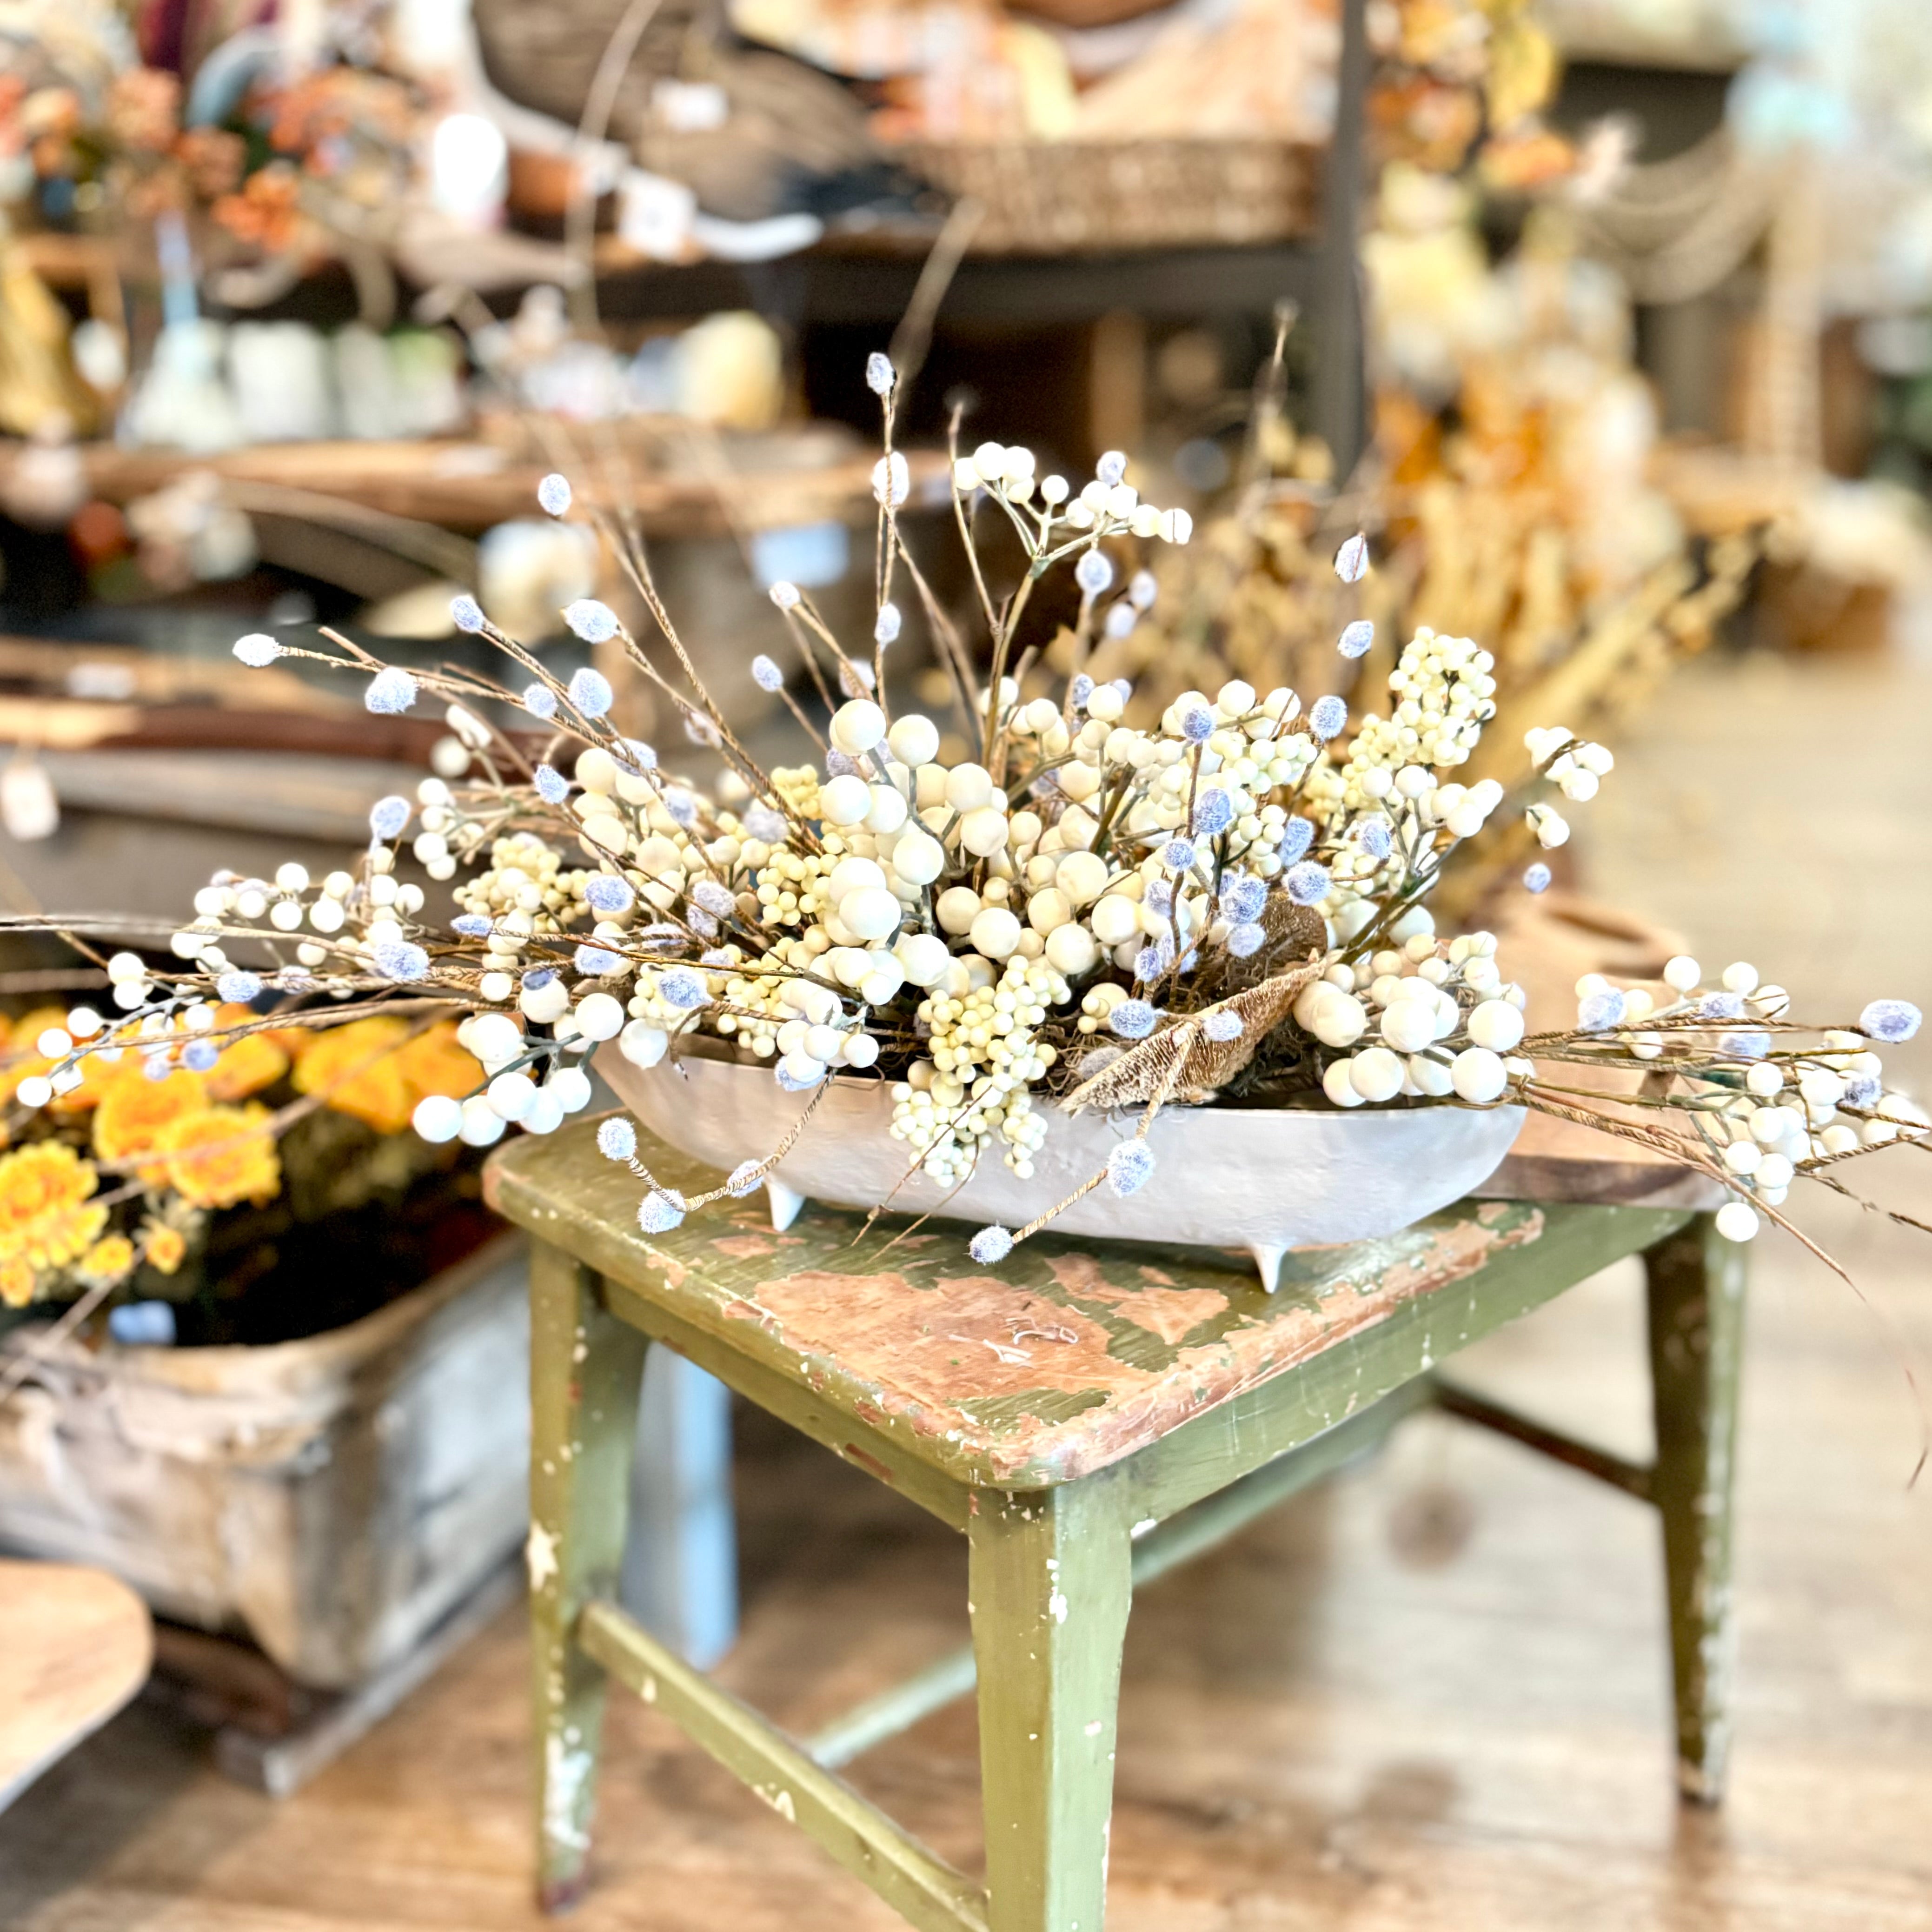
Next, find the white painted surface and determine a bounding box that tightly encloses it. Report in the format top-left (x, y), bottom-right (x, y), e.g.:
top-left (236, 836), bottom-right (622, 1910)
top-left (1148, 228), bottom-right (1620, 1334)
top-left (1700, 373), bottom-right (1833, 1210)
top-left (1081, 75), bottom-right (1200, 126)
top-left (599, 1042), bottom-right (1525, 1287)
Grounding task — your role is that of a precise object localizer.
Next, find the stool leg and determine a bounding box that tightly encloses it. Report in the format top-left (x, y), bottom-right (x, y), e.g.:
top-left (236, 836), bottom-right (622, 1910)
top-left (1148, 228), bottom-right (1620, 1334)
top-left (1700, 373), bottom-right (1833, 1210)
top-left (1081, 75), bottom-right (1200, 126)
top-left (969, 1483), bottom-right (1133, 1932)
top-left (529, 1242), bottom-right (649, 1911)
top-left (1644, 1213), bottom-right (1748, 1804)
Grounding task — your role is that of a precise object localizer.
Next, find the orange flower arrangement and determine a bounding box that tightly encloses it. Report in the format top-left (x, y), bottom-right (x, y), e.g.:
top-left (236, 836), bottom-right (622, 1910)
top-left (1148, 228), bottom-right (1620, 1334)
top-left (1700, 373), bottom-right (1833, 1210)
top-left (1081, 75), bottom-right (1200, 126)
top-left (79, 1234), bottom-right (135, 1282)
top-left (3, 1003), bottom-right (300, 1124)
top-left (154, 1105), bottom-right (281, 1210)
top-left (0, 1257), bottom-right (33, 1308)
top-left (174, 125), bottom-right (246, 199)
top-left (93, 1068), bottom-right (209, 1174)
top-left (267, 74), bottom-right (352, 155)
top-left (212, 161), bottom-right (304, 252)
top-left (395, 1023), bottom-right (485, 1109)
top-left (203, 1012), bottom-right (290, 1104)
top-left (293, 1016), bottom-right (412, 1132)
top-left (143, 1224), bottom-right (186, 1276)
top-left (0, 1142), bottom-right (107, 1273)
top-left (0, 1003), bottom-right (481, 1307)
top-left (105, 68), bottom-right (181, 153)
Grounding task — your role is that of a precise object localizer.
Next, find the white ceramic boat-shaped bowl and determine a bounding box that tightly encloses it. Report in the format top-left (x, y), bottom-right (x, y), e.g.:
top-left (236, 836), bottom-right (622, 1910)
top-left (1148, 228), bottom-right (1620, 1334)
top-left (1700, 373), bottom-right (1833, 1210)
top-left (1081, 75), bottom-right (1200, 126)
top-left (599, 1041), bottom-right (1524, 1291)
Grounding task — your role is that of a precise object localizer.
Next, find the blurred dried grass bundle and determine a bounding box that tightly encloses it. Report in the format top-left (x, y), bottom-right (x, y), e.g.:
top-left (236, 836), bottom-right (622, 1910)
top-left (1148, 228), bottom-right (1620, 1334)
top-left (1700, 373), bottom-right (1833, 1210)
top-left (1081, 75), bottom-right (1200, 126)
top-left (1082, 281), bottom-right (1757, 913)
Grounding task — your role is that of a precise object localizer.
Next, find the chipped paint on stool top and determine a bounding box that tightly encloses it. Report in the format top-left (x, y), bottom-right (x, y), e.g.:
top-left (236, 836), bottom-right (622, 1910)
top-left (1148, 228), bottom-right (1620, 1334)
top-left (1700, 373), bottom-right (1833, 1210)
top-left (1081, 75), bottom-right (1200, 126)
top-left (486, 1119), bottom-right (1553, 1488)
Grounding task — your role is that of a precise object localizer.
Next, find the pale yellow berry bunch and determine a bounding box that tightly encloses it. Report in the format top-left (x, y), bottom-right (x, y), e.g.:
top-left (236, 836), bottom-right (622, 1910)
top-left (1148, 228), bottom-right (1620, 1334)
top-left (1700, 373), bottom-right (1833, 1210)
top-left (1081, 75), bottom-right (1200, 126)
top-left (768, 764), bottom-right (823, 822)
top-left (891, 955), bottom-right (1066, 1183)
top-left (1307, 627), bottom-right (1499, 829)
top-left (712, 937), bottom-right (827, 1059)
top-left (752, 846), bottom-right (840, 933)
top-left (455, 833), bottom-right (585, 937)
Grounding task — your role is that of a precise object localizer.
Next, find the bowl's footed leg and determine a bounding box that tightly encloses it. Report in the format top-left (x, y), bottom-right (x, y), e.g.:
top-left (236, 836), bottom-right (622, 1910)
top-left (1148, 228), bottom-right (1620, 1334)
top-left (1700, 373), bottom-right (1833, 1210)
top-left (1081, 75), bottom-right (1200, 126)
top-left (766, 1176), bottom-right (805, 1231)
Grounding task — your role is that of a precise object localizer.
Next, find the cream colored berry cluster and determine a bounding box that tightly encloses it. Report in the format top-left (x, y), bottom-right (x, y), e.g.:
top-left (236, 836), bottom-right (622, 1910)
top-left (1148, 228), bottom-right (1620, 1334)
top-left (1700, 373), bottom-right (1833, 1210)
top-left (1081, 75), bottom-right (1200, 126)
top-left (768, 764), bottom-right (822, 822)
top-left (1577, 956), bottom-right (1929, 1241)
top-left (409, 776), bottom-right (487, 880)
top-left (710, 940), bottom-right (820, 1059)
top-left (179, 442), bottom-right (1926, 1275)
top-left (890, 955), bottom-right (1066, 1183)
top-left (1520, 726), bottom-right (1615, 851)
top-left (1298, 925), bottom-right (1530, 1107)
top-left (1305, 628), bottom-right (1498, 828)
top-left (951, 440), bottom-right (1195, 547)
top-left (455, 833), bottom-right (584, 936)
top-left (751, 846), bottom-right (840, 932)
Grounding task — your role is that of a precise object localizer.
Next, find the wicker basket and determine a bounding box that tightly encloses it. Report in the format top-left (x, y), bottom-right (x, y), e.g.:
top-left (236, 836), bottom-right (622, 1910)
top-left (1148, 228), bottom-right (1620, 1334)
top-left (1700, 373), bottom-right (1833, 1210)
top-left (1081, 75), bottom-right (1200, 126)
top-left (892, 137), bottom-right (1321, 255)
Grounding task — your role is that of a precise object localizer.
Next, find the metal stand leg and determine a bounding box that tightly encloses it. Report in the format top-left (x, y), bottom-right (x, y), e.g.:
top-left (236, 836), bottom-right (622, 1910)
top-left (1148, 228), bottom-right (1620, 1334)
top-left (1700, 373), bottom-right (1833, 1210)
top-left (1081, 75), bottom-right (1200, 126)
top-left (529, 1245), bottom-right (648, 1912)
top-left (1645, 1213), bottom-right (1748, 1804)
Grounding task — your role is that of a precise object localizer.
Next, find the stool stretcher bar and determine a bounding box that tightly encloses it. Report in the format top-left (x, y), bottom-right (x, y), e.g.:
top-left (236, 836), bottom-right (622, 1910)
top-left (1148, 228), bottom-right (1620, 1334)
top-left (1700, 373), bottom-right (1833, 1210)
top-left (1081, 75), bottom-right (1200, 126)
top-left (1431, 1377), bottom-right (1655, 1500)
top-left (799, 1367), bottom-right (1672, 1774)
top-left (580, 1599), bottom-right (991, 1932)
top-left (807, 1381), bottom-right (1437, 1768)
top-left (807, 1644), bottom-right (981, 1771)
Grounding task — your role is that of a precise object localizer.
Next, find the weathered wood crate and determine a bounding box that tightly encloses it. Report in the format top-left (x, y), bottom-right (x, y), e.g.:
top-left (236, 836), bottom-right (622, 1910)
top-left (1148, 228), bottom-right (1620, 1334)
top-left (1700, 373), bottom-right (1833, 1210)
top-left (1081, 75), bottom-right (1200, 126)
top-left (0, 1235), bottom-right (529, 1689)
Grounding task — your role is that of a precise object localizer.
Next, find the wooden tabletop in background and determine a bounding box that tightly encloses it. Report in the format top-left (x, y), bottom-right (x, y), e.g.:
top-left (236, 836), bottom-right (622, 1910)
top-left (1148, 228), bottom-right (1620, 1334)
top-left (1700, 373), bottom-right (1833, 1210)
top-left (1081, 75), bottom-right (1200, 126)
top-left (2, 437), bottom-right (950, 539)
top-left (0, 1561), bottom-right (151, 1812)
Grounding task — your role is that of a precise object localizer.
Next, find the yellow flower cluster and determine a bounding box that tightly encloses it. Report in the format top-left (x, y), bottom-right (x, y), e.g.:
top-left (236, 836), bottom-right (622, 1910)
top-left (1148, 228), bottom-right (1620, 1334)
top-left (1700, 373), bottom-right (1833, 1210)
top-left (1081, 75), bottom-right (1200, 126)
top-left (204, 1020), bottom-right (291, 1102)
top-left (144, 1223), bottom-right (186, 1276)
top-left (0, 1001), bottom-right (484, 1306)
top-left (0, 1002), bottom-right (289, 1137)
top-left (87, 1063), bottom-right (282, 1210)
top-left (0, 1143), bottom-right (107, 1302)
top-left (79, 1235), bottom-right (135, 1282)
top-left (94, 1068), bottom-right (213, 1175)
top-left (0, 1008), bottom-right (95, 1113)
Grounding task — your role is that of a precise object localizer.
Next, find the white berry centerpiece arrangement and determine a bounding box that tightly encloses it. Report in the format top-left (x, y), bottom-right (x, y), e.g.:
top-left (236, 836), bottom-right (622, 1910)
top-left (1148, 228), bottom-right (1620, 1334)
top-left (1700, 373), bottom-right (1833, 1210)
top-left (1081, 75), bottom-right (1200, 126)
top-left (6, 356), bottom-right (1925, 1292)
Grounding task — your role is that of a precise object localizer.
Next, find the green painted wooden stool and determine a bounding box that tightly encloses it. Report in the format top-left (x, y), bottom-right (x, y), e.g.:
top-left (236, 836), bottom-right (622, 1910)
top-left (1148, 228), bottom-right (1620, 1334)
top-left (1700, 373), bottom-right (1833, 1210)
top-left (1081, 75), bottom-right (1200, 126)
top-left (486, 1115), bottom-right (1744, 1930)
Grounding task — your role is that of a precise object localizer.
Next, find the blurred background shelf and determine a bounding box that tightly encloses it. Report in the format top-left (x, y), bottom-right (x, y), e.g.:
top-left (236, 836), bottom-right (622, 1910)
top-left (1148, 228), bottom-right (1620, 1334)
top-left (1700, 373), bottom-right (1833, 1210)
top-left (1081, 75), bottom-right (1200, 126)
top-left (0, 432), bottom-right (951, 539)
top-left (586, 233), bottom-right (1333, 328)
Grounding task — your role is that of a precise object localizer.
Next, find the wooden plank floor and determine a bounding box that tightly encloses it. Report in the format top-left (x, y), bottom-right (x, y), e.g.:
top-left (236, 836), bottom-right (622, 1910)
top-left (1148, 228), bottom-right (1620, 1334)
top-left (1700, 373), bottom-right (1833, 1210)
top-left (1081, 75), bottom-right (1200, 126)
top-left (4, 647), bottom-right (1931, 1930)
